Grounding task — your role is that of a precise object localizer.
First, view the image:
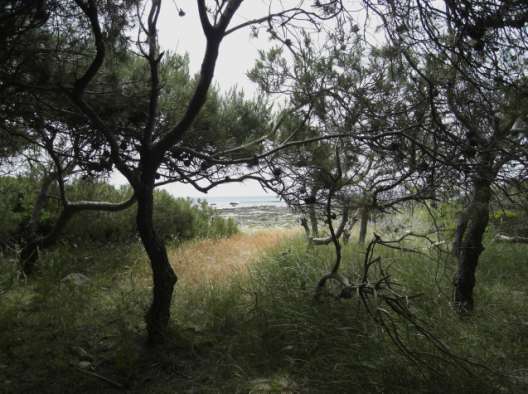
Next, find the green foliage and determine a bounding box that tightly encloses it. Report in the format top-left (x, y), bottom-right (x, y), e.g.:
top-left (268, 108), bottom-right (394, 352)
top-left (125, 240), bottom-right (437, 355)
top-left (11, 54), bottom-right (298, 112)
top-left (0, 176), bottom-right (238, 247)
top-left (65, 183), bottom-right (238, 244)
top-left (172, 231), bottom-right (528, 392)
top-left (490, 208), bottom-right (528, 237)
top-left (0, 176), bottom-right (53, 246)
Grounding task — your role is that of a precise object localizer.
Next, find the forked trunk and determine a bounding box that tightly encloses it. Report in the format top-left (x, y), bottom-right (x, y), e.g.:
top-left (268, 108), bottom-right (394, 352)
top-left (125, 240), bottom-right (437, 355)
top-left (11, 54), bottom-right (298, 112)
top-left (453, 179), bottom-right (491, 313)
top-left (358, 207), bottom-right (369, 244)
top-left (136, 184), bottom-right (177, 344)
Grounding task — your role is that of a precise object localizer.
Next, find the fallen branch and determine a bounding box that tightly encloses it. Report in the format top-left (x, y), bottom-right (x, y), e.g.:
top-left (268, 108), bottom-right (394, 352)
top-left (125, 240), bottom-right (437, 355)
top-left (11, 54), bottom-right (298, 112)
top-left (75, 367), bottom-right (125, 390)
top-left (494, 234), bottom-right (528, 243)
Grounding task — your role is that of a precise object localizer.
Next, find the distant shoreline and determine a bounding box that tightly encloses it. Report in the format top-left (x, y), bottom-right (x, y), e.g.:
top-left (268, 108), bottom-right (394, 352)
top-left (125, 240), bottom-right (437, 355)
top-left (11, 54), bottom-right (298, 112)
top-left (215, 204), bottom-right (299, 230)
top-left (192, 195), bottom-right (287, 210)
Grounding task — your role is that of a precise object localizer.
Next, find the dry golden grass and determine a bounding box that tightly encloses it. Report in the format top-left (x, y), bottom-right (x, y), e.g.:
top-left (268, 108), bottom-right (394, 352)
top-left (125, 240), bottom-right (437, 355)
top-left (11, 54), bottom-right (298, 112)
top-left (168, 229), bottom-right (299, 287)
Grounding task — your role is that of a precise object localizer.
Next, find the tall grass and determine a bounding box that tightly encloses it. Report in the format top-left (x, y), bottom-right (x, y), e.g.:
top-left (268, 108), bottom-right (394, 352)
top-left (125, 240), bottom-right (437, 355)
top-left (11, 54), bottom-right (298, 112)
top-left (0, 228), bottom-right (527, 393)
top-left (170, 235), bottom-right (528, 393)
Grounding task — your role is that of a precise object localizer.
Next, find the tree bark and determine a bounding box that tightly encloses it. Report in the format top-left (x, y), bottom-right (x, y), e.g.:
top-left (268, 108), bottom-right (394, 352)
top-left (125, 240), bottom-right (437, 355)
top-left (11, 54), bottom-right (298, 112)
top-left (20, 174), bottom-right (54, 275)
top-left (21, 205), bottom-right (74, 275)
top-left (342, 210), bottom-right (359, 245)
top-left (358, 206), bottom-right (369, 244)
top-left (494, 234), bottom-right (528, 243)
top-left (300, 216), bottom-right (311, 241)
top-left (452, 209), bottom-right (469, 257)
top-left (453, 178), bottom-right (492, 313)
top-left (308, 204), bottom-right (319, 237)
top-left (21, 191), bottom-right (136, 275)
top-left (136, 183), bottom-right (177, 345)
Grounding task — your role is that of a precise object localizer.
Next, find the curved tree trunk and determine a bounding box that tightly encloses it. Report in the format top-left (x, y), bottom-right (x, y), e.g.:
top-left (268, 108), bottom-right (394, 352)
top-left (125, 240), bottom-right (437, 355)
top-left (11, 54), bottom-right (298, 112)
top-left (358, 206), bottom-right (369, 244)
top-left (453, 178), bottom-right (492, 313)
top-left (21, 192), bottom-right (136, 275)
top-left (136, 184), bottom-right (177, 345)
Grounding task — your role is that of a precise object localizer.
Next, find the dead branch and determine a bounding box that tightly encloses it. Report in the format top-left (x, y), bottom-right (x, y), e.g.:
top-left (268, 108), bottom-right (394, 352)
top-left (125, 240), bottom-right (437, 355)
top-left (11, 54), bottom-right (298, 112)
top-left (314, 235), bottom-right (489, 377)
top-left (494, 234), bottom-right (528, 244)
top-left (75, 367), bottom-right (125, 389)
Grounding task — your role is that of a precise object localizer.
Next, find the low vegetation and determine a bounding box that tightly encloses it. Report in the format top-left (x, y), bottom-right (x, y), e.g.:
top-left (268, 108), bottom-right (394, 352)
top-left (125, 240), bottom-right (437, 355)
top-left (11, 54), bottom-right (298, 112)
top-left (0, 176), bottom-right (238, 249)
top-left (1, 220), bottom-right (527, 393)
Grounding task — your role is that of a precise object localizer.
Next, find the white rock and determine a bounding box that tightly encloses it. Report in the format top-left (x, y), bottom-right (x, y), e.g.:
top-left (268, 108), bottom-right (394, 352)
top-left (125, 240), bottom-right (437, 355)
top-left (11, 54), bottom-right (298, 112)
top-left (78, 361), bottom-right (92, 370)
top-left (61, 273), bottom-right (90, 286)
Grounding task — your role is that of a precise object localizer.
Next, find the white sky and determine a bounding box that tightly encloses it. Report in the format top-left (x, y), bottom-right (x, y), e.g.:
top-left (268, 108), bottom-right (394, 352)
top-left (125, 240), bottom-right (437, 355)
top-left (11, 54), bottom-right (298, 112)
top-left (113, 1), bottom-right (374, 198)
top-left (157, 1), bottom-right (273, 197)
top-left (158, 1), bottom-right (275, 96)
top-left (111, 1), bottom-right (277, 197)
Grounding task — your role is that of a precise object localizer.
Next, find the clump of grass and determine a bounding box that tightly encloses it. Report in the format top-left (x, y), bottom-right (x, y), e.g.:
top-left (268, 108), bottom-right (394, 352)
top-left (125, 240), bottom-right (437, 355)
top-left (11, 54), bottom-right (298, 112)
top-left (169, 228), bottom-right (299, 286)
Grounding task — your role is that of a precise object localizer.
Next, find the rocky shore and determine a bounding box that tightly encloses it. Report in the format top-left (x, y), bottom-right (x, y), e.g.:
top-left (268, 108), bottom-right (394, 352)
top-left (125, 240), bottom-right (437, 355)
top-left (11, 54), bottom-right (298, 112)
top-left (216, 205), bottom-right (300, 230)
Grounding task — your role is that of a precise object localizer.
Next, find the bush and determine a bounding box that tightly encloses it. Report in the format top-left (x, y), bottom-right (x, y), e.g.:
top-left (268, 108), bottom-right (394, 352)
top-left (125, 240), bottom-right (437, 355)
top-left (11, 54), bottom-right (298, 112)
top-left (490, 209), bottom-right (528, 236)
top-left (0, 176), bottom-right (238, 247)
top-left (64, 182), bottom-right (239, 244)
top-left (0, 176), bottom-right (55, 248)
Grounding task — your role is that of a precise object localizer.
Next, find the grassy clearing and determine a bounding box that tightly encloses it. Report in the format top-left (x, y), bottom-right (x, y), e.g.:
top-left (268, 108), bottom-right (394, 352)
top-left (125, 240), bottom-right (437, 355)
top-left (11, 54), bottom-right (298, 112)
top-left (169, 228), bottom-right (299, 286)
top-left (0, 228), bottom-right (527, 393)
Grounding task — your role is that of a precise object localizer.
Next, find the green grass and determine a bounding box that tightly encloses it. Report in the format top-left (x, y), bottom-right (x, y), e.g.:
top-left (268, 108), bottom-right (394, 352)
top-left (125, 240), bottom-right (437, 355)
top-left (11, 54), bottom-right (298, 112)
top-left (0, 232), bottom-right (527, 393)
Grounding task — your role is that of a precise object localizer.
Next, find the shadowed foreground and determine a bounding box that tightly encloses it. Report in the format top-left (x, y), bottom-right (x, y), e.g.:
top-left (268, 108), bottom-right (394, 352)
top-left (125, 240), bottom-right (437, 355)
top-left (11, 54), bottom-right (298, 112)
top-left (1, 230), bottom-right (527, 393)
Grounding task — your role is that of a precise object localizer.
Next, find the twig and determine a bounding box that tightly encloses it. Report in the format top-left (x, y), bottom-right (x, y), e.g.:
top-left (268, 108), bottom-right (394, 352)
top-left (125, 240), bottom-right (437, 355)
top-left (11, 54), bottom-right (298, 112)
top-left (75, 367), bottom-right (125, 390)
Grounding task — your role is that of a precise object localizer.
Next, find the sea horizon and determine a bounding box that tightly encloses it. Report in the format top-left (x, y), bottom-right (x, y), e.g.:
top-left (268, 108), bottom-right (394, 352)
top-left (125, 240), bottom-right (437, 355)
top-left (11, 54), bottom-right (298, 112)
top-left (189, 195), bottom-right (287, 209)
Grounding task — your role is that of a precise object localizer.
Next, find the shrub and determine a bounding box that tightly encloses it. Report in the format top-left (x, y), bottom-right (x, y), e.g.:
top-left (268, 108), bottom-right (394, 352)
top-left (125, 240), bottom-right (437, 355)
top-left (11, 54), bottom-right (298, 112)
top-left (0, 176), bottom-right (238, 247)
top-left (490, 208), bottom-right (528, 237)
top-left (64, 182), bottom-right (239, 244)
top-left (0, 176), bottom-right (55, 248)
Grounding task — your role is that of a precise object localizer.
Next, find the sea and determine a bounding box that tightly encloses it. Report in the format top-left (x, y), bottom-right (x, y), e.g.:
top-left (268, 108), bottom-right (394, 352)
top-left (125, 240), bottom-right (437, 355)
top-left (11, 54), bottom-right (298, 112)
top-left (191, 195), bottom-right (286, 209)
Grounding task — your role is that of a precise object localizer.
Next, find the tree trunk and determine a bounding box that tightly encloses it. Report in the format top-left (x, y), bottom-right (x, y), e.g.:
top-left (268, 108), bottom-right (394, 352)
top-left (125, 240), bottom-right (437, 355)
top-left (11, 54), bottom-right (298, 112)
top-left (452, 209), bottom-right (469, 257)
top-left (453, 179), bottom-right (491, 313)
top-left (308, 190), bottom-right (318, 237)
top-left (20, 175), bottom-right (53, 275)
top-left (494, 234), bottom-right (528, 243)
top-left (20, 241), bottom-right (39, 276)
top-left (28, 175), bottom-right (53, 235)
top-left (428, 172), bottom-right (438, 209)
top-left (300, 216), bottom-right (311, 241)
top-left (358, 207), bottom-right (369, 244)
top-left (21, 207), bottom-right (74, 275)
top-left (21, 193), bottom-right (136, 275)
top-left (136, 184), bottom-right (177, 345)
top-left (343, 210), bottom-right (359, 245)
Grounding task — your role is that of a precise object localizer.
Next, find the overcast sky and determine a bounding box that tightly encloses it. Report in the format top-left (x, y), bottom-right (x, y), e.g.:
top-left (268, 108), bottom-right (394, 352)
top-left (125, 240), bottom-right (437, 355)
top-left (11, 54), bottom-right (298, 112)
top-left (158, 1), bottom-right (274, 197)
top-left (111, 2), bottom-right (279, 196)
top-left (111, 2), bottom-right (377, 197)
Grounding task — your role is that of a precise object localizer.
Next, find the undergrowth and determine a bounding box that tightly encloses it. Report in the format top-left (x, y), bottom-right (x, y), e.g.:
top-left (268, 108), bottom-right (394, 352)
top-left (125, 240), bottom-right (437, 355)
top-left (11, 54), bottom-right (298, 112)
top-left (0, 230), bottom-right (527, 393)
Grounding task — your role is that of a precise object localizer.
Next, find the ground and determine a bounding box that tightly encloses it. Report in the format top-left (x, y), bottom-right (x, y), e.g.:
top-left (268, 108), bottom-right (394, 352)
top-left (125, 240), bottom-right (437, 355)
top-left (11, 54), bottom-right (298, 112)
top-left (0, 229), bottom-right (298, 393)
top-left (1, 221), bottom-right (528, 393)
